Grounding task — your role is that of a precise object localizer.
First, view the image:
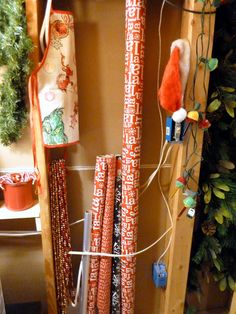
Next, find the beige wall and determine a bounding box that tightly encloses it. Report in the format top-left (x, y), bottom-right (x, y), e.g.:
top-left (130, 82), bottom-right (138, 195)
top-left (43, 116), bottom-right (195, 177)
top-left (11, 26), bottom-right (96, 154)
top-left (0, 0), bottom-right (182, 313)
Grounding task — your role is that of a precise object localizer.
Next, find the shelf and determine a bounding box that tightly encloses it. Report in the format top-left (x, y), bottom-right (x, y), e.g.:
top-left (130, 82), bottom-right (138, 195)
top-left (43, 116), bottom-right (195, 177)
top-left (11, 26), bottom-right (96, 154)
top-left (0, 202), bottom-right (40, 220)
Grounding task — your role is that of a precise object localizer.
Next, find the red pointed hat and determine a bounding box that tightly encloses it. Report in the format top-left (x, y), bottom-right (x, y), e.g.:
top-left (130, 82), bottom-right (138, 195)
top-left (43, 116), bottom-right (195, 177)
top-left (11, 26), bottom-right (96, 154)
top-left (159, 39), bottom-right (190, 123)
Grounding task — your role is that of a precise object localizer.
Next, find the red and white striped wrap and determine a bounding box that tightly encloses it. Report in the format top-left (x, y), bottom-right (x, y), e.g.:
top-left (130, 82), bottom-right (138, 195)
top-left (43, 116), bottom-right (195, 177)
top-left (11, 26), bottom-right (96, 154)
top-left (121, 0), bottom-right (146, 313)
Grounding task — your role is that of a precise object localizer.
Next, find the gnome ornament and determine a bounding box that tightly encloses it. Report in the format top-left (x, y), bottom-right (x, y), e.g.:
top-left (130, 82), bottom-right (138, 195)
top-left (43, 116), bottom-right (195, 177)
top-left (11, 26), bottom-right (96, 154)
top-left (159, 39), bottom-right (191, 123)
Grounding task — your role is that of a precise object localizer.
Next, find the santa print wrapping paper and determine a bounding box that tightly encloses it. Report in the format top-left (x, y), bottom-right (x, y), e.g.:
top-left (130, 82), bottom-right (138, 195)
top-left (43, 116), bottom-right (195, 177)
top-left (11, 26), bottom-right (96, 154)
top-left (97, 155), bottom-right (116, 314)
top-left (121, 0), bottom-right (146, 313)
top-left (111, 156), bottom-right (122, 314)
top-left (87, 156), bottom-right (108, 313)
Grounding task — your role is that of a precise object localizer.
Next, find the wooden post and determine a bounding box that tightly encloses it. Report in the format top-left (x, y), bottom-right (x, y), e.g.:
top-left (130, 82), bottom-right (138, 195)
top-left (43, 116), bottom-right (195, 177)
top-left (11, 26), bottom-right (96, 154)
top-left (25, 1), bottom-right (58, 312)
top-left (159, 1), bottom-right (216, 313)
top-left (230, 293), bottom-right (236, 314)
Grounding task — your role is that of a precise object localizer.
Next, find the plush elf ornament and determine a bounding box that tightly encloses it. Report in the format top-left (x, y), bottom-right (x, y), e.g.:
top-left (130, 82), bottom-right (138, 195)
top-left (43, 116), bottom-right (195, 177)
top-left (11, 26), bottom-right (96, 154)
top-left (159, 39), bottom-right (190, 123)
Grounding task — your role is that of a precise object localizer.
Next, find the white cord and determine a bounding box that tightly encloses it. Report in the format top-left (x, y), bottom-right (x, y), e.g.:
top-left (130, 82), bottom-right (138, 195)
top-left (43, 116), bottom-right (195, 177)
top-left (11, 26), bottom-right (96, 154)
top-left (71, 260), bottom-right (83, 307)
top-left (157, 0), bottom-right (167, 151)
top-left (139, 141), bottom-right (168, 193)
top-left (0, 231), bottom-right (41, 237)
top-left (69, 225), bottom-right (172, 258)
top-left (139, 141), bottom-right (173, 197)
top-left (158, 165), bottom-right (173, 229)
top-left (157, 235), bottom-right (172, 264)
top-left (70, 218), bottom-right (85, 226)
top-left (156, 167), bottom-right (173, 264)
top-left (150, 0), bottom-right (173, 264)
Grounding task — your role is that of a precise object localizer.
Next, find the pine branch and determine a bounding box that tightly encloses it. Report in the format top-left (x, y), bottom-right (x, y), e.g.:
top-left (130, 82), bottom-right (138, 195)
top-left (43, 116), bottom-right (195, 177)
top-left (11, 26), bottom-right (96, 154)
top-left (0, 0), bottom-right (33, 145)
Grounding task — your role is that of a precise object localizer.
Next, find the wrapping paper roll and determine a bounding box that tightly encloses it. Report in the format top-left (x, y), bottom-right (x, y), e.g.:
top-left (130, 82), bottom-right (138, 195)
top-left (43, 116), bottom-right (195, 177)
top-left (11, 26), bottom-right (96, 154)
top-left (121, 1), bottom-right (146, 313)
top-left (87, 156), bottom-right (108, 313)
top-left (97, 155), bottom-right (116, 314)
top-left (111, 156), bottom-right (122, 314)
top-left (48, 158), bottom-right (74, 313)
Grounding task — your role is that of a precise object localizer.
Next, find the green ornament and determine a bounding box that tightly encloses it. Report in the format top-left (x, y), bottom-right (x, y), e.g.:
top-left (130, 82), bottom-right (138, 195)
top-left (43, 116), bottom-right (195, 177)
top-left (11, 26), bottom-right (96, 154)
top-left (176, 176), bottom-right (186, 189)
top-left (207, 58), bottom-right (218, 72)
top-left (183, 196), bottom-right (196, 208)
top-left (176, 181), bottom-right (184, 188)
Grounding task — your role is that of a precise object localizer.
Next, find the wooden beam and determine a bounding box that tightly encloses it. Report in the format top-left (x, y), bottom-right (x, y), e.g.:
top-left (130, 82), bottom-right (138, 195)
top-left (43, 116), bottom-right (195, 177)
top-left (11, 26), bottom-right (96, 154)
top-left (25, 1), bottom-right (58, 312)
top-left (159, 1), bottom-right (216, 313)
top-left (229, 293), bottom-right (236, 314)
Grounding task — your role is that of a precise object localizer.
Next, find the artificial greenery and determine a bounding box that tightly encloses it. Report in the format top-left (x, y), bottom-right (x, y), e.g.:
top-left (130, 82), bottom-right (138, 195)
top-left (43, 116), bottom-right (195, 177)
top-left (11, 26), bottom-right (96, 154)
top-left (188, 0), bottom-right (236, 295)
top-left (0, 0), bottom-right (33, 146)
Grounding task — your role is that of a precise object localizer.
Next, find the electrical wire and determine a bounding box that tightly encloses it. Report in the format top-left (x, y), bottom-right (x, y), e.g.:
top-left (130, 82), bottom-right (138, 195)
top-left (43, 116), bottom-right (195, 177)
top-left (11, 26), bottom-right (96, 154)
top-left (156, 0), bottom-right (167, 150)
top-left (70, 218), bottom-right (85, 226)
top-left (0, 231), bottom-right (41, 237)
top-left (156, 168), bottom-right (173, 263)
top-left (71, 260), bottom-right (83, 307)
top-left (69, 225), bottom-right (172, 258)
top-left (139, 141), bottom-right (173, 197)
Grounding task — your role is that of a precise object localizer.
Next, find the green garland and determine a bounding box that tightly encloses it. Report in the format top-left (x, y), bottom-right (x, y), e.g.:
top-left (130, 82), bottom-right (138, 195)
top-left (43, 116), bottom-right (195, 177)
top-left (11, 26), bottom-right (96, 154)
top-left (188, 0), bottom-right (236, 297)
top-left (0, 0), bottom-right (33, 146)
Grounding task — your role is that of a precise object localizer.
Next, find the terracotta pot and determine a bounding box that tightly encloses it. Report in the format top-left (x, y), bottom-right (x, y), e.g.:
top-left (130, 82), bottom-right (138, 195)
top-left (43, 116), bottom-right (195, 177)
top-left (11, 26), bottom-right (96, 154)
top-left (3, 180), bottom-right (35, 211)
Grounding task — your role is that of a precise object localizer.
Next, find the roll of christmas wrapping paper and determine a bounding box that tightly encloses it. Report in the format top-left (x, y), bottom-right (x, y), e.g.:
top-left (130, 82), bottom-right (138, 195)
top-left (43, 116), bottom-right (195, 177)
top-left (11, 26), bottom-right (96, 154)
top-left (111, 156), bottom-right (122, 314)
top-left (87, 156), bottom-right (108, 313)
top-left (97, 155), bottom-right (116, 314)
top-left (121, 1), bottom-right (146, 313)
top-left (49, 159), bottom-right (74, 314)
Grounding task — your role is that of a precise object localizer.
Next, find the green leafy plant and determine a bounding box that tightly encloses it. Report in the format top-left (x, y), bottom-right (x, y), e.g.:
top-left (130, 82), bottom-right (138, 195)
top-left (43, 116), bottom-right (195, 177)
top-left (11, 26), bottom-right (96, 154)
top-left (0, 0), bottom-right (33, 145)
top-left (188, 1), bottom-right (236, 295)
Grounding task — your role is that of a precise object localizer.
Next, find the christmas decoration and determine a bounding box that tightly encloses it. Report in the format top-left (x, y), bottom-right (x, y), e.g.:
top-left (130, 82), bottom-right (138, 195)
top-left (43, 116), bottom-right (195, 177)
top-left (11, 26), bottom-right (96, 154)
top-left (159, 39), bottom-right (190, 122)
top-left (29, 7), bottom-right (79, 148)
top-left (0, 0), bottom-right (33, 145)
top-left (198, 118), bottom-right (211, 130)
top-left (183, 196), bottom-right (197, 208)
top-left (187, 111), bottom-right (199, 122)
top-left (176, 176), bottom-right (187, 189)
top-left (172, 108), bottom-right (187, 123)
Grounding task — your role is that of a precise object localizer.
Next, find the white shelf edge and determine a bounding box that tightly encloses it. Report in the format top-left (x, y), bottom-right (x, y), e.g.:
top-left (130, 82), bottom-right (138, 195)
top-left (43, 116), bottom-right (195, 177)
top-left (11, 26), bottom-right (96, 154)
top-left (0, 202), bottom-right (40, 220)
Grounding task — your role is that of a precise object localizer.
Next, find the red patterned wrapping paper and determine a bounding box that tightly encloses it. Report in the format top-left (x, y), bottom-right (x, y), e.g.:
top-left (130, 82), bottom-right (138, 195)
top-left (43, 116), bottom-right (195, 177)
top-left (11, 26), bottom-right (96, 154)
top-left (97, 155), bottom-right (116, 314)
top-left (121, 1), bottom-right (146, 313)
top-left (111, 156), bottom-right (122, 314)
top-left (87, 156), bottom-right (108, 313)
top-left (49, 159), bottom-right (74, 313)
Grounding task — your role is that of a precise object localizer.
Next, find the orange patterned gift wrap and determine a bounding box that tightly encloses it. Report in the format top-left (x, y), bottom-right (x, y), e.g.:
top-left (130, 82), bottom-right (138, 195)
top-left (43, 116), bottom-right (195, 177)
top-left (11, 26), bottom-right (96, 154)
top-left (97, 155), bottom-right (116, 314)
top-left (87, 156), bottom-right (108, 313)
top-left (121, 0), bottom-right (146, 313)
